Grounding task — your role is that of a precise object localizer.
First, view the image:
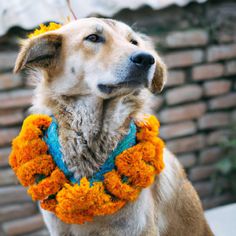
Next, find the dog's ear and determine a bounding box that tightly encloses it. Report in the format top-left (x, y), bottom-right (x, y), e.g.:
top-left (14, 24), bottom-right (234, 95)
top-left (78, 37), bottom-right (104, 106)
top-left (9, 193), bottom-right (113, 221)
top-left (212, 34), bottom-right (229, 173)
top-left (149, 56), bottom-right (167, 94)
top-left (14, 34), bottom-right (62, 73)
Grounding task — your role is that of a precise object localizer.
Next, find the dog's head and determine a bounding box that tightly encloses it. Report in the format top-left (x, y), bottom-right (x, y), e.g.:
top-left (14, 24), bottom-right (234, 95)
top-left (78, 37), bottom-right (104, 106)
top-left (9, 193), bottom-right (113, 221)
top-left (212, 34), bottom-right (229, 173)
top-left (14, 18), bottom-right (166, 99)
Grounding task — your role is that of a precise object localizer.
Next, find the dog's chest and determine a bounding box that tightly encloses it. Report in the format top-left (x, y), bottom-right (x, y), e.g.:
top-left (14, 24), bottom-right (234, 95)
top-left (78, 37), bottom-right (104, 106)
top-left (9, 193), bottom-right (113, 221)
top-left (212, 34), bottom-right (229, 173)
top-left (58, 121), bottom-right (122, 181)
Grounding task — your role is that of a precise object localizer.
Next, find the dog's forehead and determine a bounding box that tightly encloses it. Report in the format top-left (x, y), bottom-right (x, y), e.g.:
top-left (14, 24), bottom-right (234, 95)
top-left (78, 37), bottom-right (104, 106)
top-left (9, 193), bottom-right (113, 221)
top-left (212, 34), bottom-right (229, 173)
top-left (99, 18), bottom-right (133, 34)
top-left (60, 18), bottom-right (134, 36)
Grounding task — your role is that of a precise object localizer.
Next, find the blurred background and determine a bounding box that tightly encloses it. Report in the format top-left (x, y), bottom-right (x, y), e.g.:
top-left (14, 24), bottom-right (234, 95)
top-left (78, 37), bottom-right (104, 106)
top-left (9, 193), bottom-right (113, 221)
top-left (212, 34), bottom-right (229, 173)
top-left (0, 0), bottom-right (236, 235)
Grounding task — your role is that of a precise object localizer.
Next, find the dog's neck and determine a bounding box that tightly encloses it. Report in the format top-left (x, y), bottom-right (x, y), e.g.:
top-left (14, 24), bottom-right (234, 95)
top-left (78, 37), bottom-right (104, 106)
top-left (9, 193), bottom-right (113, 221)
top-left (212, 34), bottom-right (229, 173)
top-left (32, 90), bottom-right (142, 180)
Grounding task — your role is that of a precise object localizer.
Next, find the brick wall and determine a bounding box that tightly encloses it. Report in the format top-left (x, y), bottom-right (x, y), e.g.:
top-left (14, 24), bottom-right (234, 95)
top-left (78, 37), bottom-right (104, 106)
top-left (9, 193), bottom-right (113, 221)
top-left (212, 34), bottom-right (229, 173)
top-left (114, 0), bottom-right (236, 208)
top-left (0, 0), bottom-right (236, 235)
top-left (0, 32), bottom-right (48, 235)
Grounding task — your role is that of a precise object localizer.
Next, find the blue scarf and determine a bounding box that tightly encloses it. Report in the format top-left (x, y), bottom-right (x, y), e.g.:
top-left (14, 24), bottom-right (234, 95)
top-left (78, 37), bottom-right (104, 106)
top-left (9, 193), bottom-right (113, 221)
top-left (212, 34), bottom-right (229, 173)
top-left (43, 117), bottom-right (137, 185)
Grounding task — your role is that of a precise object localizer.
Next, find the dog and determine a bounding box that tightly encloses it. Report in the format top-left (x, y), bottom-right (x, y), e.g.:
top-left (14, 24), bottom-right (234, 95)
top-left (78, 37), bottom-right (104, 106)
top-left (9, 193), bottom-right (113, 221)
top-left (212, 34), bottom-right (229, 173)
top-left (14, 17), bottom-right (213, 236)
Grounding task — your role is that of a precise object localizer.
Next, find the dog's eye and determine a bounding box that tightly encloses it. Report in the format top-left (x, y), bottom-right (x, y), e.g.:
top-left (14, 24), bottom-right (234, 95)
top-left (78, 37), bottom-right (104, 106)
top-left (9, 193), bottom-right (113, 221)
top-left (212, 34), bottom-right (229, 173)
top-left (85, 34), bottom-right (104, 43)
top-left (130, 39), bottom-right (138, 46)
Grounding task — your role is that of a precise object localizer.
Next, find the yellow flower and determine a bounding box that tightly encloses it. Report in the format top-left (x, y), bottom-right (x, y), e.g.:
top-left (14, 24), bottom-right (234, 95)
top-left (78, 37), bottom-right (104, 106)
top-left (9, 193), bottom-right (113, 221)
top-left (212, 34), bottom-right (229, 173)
top-left (28, 22), bottom-right (62, 38)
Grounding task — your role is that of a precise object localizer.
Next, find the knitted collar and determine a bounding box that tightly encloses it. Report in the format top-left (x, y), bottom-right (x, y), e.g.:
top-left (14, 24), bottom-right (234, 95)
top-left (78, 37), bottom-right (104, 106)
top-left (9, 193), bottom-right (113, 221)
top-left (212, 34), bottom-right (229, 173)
top-left (43, 117), bottom-right (137, 185)
top-left (9, 114), bottom-right (165, 224)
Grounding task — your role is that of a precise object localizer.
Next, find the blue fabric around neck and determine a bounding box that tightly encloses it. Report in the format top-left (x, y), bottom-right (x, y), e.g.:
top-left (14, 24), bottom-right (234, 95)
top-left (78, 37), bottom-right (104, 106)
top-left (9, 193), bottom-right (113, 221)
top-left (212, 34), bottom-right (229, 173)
top-left (89, 121), bottom-right (136, 184)
top-left (43, 117), bottom-right (137, 185)
top-left (43, 117), bottom-right (77, 183)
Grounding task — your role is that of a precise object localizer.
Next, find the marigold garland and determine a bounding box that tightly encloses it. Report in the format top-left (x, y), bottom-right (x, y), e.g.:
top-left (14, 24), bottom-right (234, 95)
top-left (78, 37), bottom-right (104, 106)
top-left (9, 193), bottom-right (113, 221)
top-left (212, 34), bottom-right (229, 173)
top-left (9, 114), bottom-right (165, 224)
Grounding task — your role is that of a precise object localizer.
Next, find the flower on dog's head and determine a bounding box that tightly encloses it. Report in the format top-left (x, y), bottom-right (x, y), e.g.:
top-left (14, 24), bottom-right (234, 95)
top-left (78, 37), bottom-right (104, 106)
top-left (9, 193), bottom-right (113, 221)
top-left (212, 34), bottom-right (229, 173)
top-left (28, 22), bottom-right (62, 38)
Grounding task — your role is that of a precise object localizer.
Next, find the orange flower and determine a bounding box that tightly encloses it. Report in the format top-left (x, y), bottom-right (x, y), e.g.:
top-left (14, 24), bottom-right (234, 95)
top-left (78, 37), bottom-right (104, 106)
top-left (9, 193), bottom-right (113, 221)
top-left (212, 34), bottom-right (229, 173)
top-left (28, 168), bottom-right (68, 201)
top-left (9, 114), bottom-right (52, 171)
top-left (138, 140), bottom-right (165, 174)
top-left (16, 154), bottom-right (55, 187)
top-left (136, 115), bottom-right (160, 141)
top-left (55, 178), bottom-right (125, 224)
top-left (8, 151), bottom-right (17, 172)
top-left (115, 146), bottom-right (156, 188)
top-left (41, 198), bottom-right (57, 213)
top-left (11, 139), bottom-right (48, 171)
top-left (104, 170), bottom-right (140, 201)
top-left (86, 200), bottom-right (125, 217)
top-left (21, 114), bottom-right (52, 135)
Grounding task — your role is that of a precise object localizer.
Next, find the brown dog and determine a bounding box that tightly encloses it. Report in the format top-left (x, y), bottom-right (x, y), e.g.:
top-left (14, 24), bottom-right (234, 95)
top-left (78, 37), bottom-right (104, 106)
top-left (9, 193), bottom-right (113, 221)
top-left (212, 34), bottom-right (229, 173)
top-left (14, 18), bottom-right (213, 236)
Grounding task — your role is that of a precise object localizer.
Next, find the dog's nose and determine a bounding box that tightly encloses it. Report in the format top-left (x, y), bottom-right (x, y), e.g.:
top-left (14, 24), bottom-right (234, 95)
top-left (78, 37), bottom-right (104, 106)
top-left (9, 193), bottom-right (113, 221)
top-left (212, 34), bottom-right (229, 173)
top-left (130, 52), bottom-right (155, 68)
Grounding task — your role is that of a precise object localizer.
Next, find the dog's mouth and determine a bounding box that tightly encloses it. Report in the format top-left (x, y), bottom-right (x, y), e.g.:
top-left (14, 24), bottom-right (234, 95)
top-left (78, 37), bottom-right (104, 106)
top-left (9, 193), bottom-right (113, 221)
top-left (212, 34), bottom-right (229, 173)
top-left (98, 80), bottom-right (146, 94)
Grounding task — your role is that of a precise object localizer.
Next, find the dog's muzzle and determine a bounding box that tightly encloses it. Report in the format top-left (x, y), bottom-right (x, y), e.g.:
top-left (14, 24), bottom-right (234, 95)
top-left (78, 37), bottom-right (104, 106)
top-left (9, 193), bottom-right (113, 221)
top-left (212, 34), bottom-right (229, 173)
top-left (98, 51), bottom-right (155, 94)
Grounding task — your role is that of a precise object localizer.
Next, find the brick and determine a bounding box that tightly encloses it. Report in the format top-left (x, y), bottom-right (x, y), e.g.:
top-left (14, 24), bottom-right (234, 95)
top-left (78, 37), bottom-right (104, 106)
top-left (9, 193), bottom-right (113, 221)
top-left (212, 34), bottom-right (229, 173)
top-left (0, 203), bottom-right (36, 222)
top-left (0, 51), bottom-right (18, 70)
top-left (163, 50), bottom-right (204, 68)
top-left (194, 181), bottom-right (214, 198)
top-left (198, 112), bottom-right (230, 130)
top-left (0, 147), bottom-right (11, 167)
top-left (207, 129), bottom-right (230, 146)
top-left (178, 153), bottom-right (196, 168)
top-left (189, 165), bottom-right (216, 181)
top-left (0, 168), bottom-right (17, 186)
top-left (165, 70), bottom-right (185, 87)
top-left (0, 89), bottom-right (33, 109)
top-left (207, 44), bottom-right (236, 62)
top-left (166, 30), bottom-right (208, 48)
top-left (166, 85), bottom-right (202, 105)
top-left (0, 128), bottom-right (19, 147)
top-left (199, 147), bottom-right (223, 164)
top-left (225, 60), bottom-right (236, 75)
top-left (160, 121), bottom-right (196, 139)
top-left (160, 103), bottom-right (206, 123)
top-left (0, 186), bottom-right (30, 204)
top-left (192, 63), bottom-right (224, 80)
top-left (0, 109), bottom-right (24, 126)
top-left (203, 80), bottom-right (231, 97)
top-left (209, 93), bottom-right (236, 110)
top-left (150, 35), bottom-right (162, 44)
top-left (0, 73), bottom-right (22, 90)
top-left (2, 214), bottom-right (44, 236)
top-left (166, 134), bottom-right (205, 154)
top-left (217, 32), bottom-right (235, 43)
top-left (202, 193), bottom-right (235, 209)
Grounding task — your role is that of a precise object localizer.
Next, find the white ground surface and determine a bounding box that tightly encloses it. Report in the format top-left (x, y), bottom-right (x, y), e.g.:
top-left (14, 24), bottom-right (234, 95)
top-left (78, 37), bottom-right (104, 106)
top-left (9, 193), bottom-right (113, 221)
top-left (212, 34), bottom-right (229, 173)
top-left (205, 203), bottom-right (236, 236)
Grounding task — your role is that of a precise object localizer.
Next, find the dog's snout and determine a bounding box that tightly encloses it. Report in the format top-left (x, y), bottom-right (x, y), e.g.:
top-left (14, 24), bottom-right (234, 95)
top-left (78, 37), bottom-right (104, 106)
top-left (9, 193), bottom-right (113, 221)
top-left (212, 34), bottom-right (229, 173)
top-left (130, 52), bottom-right (155, 68)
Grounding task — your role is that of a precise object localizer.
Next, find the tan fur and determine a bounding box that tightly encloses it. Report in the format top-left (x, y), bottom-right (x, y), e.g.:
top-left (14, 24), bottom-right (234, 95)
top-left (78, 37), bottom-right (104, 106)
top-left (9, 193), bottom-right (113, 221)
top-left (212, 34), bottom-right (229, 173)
top-left (15, 18), bottom-right (212, 236)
